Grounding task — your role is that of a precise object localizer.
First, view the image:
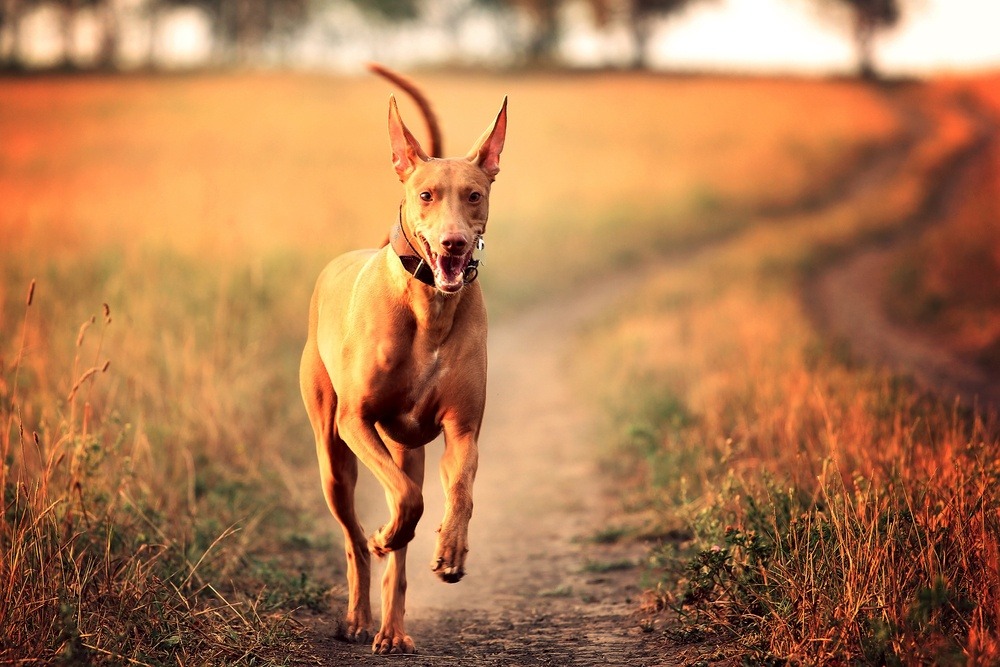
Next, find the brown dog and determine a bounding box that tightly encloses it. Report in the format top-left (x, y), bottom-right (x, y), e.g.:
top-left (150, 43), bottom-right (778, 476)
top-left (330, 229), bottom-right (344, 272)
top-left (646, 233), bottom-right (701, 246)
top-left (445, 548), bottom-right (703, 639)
top-left (299, 67), bottom-right (506, 654)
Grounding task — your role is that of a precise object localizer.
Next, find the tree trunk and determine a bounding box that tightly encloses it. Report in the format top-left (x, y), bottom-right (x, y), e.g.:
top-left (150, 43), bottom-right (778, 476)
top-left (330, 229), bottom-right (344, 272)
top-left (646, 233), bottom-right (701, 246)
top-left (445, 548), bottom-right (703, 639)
top-left (628, 11), bottom-right (651, 70)
top-left (1, 0), bottom-right (23, 69)
top-left (96, 0), bottom-right (119, 70)
top-left (526, 6), bottom-right (558, 65)
top-left (234, 0), bottom-right (269, 66)
top-left (60, 0), bottom-right (79, 70)
top-left (147, 0), bottom-right (161, 69)
top-left (853, 10), bottom-right (877, 80)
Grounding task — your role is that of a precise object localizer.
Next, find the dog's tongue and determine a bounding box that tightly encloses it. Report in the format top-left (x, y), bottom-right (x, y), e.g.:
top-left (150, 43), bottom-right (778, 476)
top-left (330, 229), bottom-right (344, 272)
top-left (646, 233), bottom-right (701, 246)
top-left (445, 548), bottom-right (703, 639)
top-left (434, 253), bottom-right (468, 292)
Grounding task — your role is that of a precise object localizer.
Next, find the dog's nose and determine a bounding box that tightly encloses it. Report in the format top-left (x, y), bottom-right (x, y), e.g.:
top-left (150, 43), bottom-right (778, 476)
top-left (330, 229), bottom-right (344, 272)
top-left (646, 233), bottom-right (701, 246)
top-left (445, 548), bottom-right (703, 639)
top-left (440, 234), bottom-right (468, 255)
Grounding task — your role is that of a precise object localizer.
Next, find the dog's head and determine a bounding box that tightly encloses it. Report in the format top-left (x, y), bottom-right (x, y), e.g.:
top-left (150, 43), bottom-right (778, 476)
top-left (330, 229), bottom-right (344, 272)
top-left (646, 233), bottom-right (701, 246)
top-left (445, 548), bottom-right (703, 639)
top-left (389, 96), bottom-right (507, 293)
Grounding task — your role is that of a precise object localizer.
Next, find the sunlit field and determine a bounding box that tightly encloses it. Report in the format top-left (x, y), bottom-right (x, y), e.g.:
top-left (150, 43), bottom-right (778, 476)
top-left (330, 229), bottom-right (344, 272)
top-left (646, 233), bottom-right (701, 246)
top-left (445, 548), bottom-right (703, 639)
top-left (579, 75), bottom-right (1000, 663)
top-left (887, 78), bottom-right (1000, 371)
top-left (2, 71), bottom-right (995, 663)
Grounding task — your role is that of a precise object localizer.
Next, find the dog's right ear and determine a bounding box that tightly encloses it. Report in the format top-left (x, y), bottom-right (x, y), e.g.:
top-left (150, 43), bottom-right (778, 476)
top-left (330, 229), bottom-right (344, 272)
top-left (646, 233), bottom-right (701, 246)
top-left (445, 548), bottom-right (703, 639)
top-left (466, 96), bottom-right (507, 180)
top-left (388, 94), bottom-right (429, 181)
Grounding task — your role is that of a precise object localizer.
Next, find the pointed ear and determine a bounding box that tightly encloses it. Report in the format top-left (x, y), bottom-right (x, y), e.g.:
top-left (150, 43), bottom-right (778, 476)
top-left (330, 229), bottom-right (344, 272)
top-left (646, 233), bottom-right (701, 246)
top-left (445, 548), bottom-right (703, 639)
top-left (466, 96), bottom-right (507, 180)
top-left (388, 94), bottom-right (429, 180)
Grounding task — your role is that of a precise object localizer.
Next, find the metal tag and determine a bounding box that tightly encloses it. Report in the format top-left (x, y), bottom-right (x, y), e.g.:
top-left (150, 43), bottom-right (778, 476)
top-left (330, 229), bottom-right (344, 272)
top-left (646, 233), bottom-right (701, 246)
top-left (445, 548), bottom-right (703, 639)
top-left (475, 236), bottom-right (486, 266)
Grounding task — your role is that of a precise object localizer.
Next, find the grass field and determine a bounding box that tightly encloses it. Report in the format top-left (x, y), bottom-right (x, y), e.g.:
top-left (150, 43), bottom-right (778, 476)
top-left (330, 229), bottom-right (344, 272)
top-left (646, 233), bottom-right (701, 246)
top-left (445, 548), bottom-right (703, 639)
top-left (579, 76), bottom-right (1000, 663)
top-left (1, 71), bottom-right (996, 664)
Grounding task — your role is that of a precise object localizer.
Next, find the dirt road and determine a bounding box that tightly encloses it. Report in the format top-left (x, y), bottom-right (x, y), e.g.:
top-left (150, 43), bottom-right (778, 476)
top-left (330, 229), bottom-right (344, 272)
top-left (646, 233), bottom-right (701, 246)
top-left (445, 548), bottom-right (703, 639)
top-left (295, 266), bottom-right (691, 666)
top-left (809, 86), bottom-right (1000, 409)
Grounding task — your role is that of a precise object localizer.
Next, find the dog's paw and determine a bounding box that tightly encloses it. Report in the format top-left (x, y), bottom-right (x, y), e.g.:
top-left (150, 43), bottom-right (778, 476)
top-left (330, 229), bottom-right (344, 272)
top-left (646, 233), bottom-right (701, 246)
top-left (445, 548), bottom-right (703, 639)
top-left (338, 613), bottom-right (373, 644)
top-left (432, 557), bottom-right (466, 583)
top-left (344, 624), bottom-right (372, 644)
top-left (372, 629), bottom-right (416, 655)
top-left (368, 523), bottom-right (416, 557)
top-left (432, 524), bottom-right (469, 583)
top-left (368, 529), bottom-right (390, 558)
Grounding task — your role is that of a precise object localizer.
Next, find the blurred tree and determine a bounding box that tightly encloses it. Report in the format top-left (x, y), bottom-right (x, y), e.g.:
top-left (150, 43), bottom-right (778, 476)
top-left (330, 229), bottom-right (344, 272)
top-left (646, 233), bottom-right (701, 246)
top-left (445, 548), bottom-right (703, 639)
top-left (94, 0), bottom-right (118, 68)
top-left (346, 0), bottom-right (421, 21)
top-left (497, 0), bottom-right (714, 68)
top-left (7, 0), bottom-right (117, 70)
top-left (57, 0), bottom-right (79, 68)
top-left (0, 0), bottom-right (27, 68)
top-left (0, 0), bottom-right (310, 70)
top-left (186, 0), bottom-right (308, 65)
top-left (818, 0), bottom-right (902, 79)
top-left (621, 0), bottom-right (714, 69)
top-left (503, 0), bottom-right (558, 63)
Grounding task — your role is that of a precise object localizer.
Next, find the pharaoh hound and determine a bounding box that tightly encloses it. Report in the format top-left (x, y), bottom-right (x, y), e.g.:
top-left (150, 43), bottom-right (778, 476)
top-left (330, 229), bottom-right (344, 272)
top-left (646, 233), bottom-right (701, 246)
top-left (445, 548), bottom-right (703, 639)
top-left (299, 65), bottom-right (507, 654)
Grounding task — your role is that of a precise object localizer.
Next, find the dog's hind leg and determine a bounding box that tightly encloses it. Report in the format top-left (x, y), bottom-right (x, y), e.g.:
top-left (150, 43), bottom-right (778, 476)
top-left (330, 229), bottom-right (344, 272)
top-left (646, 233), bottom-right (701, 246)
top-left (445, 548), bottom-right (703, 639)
top-left (300, 345), bottom-right (373, 643)
top-left (322, 433), bottom-right (374, 643)
top-left (373, 444), bottom-right (425, 654)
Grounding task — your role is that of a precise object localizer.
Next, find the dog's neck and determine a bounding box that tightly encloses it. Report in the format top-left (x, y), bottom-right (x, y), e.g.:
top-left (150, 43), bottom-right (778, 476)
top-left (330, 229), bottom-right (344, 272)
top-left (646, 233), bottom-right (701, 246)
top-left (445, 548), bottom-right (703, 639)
top-left (385, 209), bottom-right (472, 347)
top-left (389, 215), bottom-right (436, 288)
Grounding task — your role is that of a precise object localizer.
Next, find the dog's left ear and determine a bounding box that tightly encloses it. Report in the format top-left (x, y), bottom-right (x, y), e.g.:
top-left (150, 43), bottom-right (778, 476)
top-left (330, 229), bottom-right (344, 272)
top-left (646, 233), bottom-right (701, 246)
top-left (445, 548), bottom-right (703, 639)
top-left (388, 94), bottom-right (430, 181)
top-left (466, 97), bottom-right (507, 180)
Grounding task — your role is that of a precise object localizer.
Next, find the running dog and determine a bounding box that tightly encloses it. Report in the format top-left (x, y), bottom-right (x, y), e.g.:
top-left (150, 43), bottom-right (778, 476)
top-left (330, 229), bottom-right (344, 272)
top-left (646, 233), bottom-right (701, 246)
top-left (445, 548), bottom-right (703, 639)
top-left (299, 65), bottom-right (506, 654)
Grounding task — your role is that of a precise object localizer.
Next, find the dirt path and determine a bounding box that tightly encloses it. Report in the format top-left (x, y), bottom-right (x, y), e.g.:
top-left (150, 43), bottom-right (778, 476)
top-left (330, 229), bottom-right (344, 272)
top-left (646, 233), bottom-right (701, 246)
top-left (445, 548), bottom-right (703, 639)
top-left (808, 86), bottom-right (1000, 409)
top-left (814, 249), bottom-right (1000, 407)
top-left (294, 265), bottom-right (695, 666)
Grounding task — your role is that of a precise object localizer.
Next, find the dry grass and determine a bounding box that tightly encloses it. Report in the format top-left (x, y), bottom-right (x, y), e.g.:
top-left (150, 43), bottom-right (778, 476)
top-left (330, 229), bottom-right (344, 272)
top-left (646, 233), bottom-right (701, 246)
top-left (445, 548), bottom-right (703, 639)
top-left (0, 284), bottom-right (310, 663)
top-left (0, 72), bottom-right (898, 310)
top-left (581, 77), bottom-right (1000, 664)
top-left (0, 70), bottom-right (966, 662)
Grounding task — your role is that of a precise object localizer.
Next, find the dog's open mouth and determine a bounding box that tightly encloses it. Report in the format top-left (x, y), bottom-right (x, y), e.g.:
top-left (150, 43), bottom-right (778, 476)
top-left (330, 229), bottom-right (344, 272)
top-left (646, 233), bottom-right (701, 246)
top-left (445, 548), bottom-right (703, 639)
top-left (418, 235), bottom-right (473, 293)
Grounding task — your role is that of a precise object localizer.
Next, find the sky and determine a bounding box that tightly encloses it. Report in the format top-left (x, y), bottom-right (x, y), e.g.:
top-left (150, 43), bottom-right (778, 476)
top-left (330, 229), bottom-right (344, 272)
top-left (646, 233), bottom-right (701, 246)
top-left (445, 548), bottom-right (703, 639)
top-left (7, 0), bottom-right (1000, 74)
top-left (564, 0), bottom-right (1000, 75)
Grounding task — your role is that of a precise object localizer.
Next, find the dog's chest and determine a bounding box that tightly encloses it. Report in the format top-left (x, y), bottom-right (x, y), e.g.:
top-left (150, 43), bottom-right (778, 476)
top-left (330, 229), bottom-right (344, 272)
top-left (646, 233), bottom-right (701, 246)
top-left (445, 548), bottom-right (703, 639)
top-left (370, 343), bottom-right (450, 446)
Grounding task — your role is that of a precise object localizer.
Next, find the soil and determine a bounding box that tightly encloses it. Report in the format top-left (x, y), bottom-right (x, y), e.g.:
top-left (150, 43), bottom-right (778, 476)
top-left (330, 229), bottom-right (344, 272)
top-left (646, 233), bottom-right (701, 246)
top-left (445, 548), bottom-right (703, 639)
top-left (292, 267), bottom-right (706, 665)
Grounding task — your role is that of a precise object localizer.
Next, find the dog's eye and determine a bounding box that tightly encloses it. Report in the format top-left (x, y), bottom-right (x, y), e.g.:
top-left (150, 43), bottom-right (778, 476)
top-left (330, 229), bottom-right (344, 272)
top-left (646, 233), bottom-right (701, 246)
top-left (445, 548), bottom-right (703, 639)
top-left (468, 192), bottom-right (482, 203)
top-left (420, 191), bottom-right (432, 202)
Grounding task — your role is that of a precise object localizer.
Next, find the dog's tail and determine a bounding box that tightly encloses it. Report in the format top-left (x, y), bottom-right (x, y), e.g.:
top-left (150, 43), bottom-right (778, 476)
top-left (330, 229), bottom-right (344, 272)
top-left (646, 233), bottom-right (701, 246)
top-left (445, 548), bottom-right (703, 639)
top-left (367, 62), bottom-right (443, 159)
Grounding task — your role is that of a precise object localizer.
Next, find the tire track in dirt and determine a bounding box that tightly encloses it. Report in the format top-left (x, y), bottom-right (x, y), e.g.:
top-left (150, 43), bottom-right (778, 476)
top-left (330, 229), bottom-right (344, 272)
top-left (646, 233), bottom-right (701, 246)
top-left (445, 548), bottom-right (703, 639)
top-left (807, 86), bottom-right (1000, 409)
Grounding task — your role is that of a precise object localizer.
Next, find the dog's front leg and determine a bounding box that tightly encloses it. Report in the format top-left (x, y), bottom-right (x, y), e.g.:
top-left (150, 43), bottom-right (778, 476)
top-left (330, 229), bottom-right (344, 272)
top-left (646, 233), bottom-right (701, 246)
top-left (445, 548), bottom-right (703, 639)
top-left (433, 422), bottom-right (480, 583)
top-left (338, 409), bottom-right (424, 555)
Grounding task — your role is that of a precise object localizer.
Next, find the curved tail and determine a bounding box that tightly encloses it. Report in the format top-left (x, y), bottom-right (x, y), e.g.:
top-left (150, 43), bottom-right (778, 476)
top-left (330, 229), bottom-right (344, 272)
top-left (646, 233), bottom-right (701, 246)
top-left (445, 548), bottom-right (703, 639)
top-left (367, 62), bottom-right (443, 159)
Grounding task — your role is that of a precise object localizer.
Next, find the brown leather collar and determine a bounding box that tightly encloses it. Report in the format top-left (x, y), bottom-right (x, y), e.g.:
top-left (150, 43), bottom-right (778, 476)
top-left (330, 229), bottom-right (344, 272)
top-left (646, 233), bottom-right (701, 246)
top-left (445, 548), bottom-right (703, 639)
top-left (389, 216), bottom-right (481, 288)
top-left (390, 220), bottom-right (436, 287)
